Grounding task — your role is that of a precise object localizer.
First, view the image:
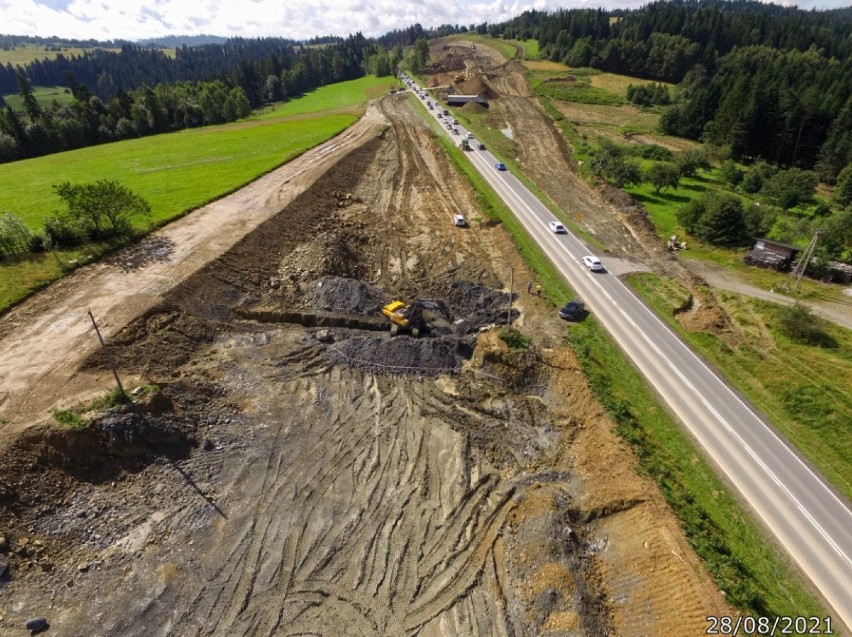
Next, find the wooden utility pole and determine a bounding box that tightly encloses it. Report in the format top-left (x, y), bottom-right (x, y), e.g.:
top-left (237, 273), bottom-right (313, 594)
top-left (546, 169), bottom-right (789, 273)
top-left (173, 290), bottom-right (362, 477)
top-left (506, 267), bottom-right (514, 326)
top-left (87, 309), bottom-right (127, 401)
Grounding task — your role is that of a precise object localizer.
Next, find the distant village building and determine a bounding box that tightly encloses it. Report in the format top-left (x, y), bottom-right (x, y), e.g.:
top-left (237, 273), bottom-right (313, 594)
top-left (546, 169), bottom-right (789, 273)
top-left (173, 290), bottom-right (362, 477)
top-left (744, 238), bottom-right (801, 270)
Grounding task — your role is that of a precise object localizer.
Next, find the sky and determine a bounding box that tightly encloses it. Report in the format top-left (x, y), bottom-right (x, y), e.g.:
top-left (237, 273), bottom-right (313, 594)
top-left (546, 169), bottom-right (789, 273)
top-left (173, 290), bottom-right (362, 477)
top-left (1, 0), bottom-right (850, 42)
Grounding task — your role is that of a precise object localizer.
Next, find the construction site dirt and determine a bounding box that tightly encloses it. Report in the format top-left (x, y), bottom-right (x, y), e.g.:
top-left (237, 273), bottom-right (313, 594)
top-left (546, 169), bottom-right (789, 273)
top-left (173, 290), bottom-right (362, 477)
top-left (0, 50), bottom-right (731, 636)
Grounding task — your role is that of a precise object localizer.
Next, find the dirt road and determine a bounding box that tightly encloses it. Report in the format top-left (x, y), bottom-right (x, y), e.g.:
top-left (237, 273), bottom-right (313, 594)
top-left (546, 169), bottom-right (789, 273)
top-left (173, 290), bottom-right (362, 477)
top-left (685, 258), bottom-right (852, 330)
top-left (0, 108), bottom-right (385, 427)
top-left (0, 93), bottom-right (730, 636)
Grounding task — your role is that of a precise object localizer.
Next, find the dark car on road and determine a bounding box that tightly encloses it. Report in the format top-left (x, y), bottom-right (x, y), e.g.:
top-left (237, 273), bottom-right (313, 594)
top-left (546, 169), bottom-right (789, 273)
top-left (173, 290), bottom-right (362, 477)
top-left (558, 300), bottom-right (585, 321)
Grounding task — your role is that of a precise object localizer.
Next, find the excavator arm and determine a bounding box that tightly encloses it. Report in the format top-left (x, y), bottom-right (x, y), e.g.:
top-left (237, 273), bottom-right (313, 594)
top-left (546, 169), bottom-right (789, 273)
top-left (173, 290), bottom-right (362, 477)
top-left (381, 298), bottom-right (453, 336)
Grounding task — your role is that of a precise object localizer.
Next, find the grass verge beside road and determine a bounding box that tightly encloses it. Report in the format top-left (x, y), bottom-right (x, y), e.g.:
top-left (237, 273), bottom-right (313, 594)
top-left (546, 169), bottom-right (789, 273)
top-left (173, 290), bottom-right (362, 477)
top-left (421, 93), bottom-right (825, 622)
top-left (629, 272), bottom-right (852, 500)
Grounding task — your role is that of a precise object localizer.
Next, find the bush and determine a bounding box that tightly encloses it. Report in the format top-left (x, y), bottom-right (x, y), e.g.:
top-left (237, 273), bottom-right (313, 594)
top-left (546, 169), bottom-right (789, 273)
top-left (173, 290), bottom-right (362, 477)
top-left (720, 160), bottom-right (744, 187)
top-left (630, 143), bottom-right (674, 161)
top-left (742, 171), bottom-right (762, 194)
top-left (28, 233), bottom-right (48, 253)
top-left (499, 326), bottom-right (530, 350)
top-left (677, 193), bottom-right (750, 247)
top-left (742, 203), bottom-right (777, 238)
top-left (43, 212), bottom-right (85, 248)
top-left (675, 148), bottom-right (711, 178)
top-left (777, 303), bottom-right (835, 348)
top-left (0, 212), bottom-right (33, 258)
top-left (762, 168), bottom-right (818, 210)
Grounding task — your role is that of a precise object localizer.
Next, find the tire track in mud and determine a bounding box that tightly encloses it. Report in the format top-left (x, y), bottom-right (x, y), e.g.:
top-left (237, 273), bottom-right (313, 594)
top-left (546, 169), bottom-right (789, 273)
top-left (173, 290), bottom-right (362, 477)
top-left (22, 96), bottom-right (607, 637)
top-left (155, 368), bottom-right (513, 636)
top-left (134, 334), bottom-right (605, 637)
top-left (376, 97), bottom-right (501, 293)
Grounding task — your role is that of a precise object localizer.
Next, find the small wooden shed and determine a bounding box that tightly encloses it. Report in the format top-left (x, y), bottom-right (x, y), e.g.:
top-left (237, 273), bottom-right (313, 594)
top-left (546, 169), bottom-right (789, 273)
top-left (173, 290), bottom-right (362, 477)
top-left (744, 238), bottom-right (801, 270)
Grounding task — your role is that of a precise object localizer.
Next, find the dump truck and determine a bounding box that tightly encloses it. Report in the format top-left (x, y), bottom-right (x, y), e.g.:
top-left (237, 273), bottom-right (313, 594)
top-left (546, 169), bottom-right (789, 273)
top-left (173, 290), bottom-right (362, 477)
top-left (382, 298), bottom-right (452, 336)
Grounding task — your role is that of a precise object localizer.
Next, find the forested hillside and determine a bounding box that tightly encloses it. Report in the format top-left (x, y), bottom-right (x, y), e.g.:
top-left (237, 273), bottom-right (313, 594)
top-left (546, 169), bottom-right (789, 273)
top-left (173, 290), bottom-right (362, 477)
top-left (495, 0), bottom-right (852, 179)
top-left (0, 34), bottom-right (396, 163)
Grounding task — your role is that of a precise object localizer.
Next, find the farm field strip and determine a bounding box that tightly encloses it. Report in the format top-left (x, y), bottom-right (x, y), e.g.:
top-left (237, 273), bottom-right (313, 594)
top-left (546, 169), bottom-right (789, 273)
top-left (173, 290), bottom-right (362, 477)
top-left (0, 75), bottom-right (397, 312)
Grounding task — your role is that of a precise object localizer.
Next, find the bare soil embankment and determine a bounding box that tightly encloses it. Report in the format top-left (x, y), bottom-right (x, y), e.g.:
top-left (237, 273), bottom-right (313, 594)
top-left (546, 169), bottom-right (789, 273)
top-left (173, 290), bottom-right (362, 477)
top-left (0, 94), bottom-right (730, 636)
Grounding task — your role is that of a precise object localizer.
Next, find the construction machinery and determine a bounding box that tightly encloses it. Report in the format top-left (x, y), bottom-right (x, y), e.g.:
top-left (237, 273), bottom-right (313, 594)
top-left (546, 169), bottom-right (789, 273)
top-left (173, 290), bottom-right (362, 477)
top-left (382, 298), bottom-right (452, 336)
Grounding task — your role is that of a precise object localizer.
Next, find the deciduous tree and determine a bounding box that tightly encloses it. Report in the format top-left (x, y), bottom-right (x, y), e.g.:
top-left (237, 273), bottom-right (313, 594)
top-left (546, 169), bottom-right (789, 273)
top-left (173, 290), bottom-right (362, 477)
top-left (53, 180), bottom-right (151, 240)
top-left (762, 168), bottom-right (818, 209)
top-left (677, 193), bottom-right (749, 247)
top-left (645, 161), bottom-right (681, 193)
top-left (720, 160), bottom-right (744, 187)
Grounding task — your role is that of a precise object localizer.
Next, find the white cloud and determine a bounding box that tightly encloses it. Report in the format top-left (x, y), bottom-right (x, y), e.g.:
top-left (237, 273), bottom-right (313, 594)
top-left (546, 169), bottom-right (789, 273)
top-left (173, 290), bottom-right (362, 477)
top-left (0, 0), bottom-right (847, 41)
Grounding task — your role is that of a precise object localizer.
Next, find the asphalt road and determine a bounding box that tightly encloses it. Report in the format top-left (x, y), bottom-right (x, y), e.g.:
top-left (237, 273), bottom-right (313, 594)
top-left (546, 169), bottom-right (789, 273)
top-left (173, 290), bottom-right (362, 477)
top-left (403, 79), bottom-right (852, 631)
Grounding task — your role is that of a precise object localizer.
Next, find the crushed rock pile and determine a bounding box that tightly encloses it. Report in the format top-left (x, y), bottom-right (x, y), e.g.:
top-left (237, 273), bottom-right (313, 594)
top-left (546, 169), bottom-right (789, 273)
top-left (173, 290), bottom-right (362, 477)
top-left (304, 276), bottom-right (388, 314)
top-left (447, 280), bottom-right (519, 331)
top-left (327, 335), bottom-right (464, 375)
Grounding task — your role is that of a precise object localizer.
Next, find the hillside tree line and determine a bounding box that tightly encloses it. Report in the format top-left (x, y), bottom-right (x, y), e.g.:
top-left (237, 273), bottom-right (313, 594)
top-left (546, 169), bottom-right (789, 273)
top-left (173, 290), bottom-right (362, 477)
top-left (0, 34), bottom-right (395, 163)
top-left (492, 0), bottom-right (852, 179)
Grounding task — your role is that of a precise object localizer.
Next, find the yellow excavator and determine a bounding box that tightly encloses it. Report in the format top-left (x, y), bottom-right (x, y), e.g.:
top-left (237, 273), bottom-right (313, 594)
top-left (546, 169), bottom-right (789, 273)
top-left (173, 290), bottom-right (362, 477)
top-left (382, 298), bottom-right (452, 336)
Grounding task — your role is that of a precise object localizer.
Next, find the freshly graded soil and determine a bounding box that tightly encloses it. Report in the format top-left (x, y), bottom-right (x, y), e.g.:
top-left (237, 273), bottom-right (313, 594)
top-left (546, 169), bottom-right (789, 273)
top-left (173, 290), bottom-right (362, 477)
top-left (0, 57), bottom-right (731, 636)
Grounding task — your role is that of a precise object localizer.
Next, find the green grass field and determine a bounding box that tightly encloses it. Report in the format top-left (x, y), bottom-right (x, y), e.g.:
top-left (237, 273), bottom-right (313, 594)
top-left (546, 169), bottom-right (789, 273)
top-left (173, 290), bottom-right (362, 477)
top-left (2, 85), bottom-right (76, 111)
top-left (626, 172), bottom-right (716, 237)
top-left (418, 91), bottom-right (824, 619)
top-left (519, 39), bottom-right (540, 58)
top-left (0, 45), bottom-right (121, 65)
top-left (1, 114), bottom-right (357, 231)
top-left (590, 72), bottom-right (674, 95)
top-left (531, 76), bottom-right (623, 106)
top-left (0, 75), bottom-right (396, 311)
top-left (255, 75), bottom-right (397, 119)
top-left (629, 273), bottom-right (852, 500)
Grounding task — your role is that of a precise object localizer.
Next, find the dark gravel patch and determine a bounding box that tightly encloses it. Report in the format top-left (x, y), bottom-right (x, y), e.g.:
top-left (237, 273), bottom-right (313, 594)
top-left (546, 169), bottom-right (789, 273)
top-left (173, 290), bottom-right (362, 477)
top-left (327, 335), bottom-right (466, 375)
top-left (304, 276), bottom-right (389, 315)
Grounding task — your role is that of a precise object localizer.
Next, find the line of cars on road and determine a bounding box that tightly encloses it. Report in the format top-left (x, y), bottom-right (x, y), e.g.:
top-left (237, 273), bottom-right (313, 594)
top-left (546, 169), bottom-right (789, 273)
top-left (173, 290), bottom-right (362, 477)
top-left (400, 74), bottom-right (488, 151)
top-left (399, 74), bottom-right (605, 323)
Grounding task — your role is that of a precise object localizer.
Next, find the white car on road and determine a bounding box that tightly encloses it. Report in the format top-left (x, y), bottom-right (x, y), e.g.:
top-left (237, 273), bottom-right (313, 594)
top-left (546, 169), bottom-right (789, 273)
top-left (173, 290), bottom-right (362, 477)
top-left (582, 255), bottom-right (604, 271)
top-left (548, 221), bottom-right (567, 234)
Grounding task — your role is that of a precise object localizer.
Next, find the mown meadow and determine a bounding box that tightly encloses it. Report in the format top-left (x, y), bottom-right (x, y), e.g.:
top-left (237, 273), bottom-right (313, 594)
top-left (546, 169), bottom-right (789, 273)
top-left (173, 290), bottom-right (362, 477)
top-left (0, 75), bottom-right (397, 310)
